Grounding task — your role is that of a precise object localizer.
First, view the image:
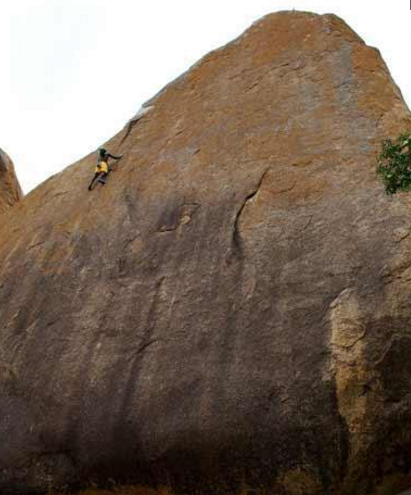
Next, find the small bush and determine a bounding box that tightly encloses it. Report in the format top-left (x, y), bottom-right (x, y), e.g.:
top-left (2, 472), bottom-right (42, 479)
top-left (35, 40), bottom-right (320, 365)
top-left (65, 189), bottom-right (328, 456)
top-left (377, 133), bottom-right (411, 195)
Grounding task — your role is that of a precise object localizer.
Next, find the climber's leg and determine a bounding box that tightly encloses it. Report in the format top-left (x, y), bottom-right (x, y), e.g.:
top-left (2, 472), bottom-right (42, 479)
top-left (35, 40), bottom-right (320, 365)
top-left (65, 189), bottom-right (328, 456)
top-left (88, 173), bottom-right (99, 191)
top-left (98, 172), bottom-right (108, 185)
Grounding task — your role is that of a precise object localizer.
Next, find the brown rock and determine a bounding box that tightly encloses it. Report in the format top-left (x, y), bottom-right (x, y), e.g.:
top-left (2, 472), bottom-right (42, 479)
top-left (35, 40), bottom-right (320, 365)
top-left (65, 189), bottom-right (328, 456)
top-left (0, 149), bottom-right (23, 215)
top-left (1, 11), bottom-right (411, 495)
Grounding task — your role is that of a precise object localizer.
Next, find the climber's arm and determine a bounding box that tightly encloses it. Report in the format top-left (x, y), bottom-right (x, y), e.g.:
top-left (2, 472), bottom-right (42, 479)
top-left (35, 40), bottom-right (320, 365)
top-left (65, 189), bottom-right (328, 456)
top-left (107, 153), bottom-right (123, 160)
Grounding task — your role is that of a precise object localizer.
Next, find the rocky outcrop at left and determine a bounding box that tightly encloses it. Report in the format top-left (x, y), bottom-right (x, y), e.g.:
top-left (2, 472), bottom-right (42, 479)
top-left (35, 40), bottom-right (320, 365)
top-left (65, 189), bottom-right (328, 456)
top-left (0, 149), bottom-right (23, 214)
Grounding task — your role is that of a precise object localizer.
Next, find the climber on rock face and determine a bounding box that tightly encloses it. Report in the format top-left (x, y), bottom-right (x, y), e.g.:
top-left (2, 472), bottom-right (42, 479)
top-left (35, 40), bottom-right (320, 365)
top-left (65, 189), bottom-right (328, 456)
top-left (88, 147), bottom-right (123, 191)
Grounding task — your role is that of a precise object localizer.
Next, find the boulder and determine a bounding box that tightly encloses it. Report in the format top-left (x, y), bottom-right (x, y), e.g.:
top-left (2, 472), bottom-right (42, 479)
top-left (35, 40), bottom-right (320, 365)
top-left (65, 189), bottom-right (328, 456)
top-left (0, 149), bottom-right (23, 215)
top-left (1, 11), bottom-right (411, 495)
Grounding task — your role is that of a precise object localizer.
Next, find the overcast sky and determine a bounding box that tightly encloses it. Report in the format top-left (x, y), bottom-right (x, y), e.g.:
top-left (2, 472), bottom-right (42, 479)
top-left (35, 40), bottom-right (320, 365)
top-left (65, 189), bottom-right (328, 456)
top-left (1, 0), bottom-right (410, 193)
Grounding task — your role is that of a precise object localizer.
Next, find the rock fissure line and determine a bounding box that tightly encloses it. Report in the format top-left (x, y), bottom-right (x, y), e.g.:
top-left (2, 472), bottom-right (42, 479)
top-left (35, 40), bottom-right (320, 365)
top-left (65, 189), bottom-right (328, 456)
top-left (28, 241), bottom-right (46, 251)
top-left (232, 168), bottom-right (270, 253)
top-left (120, 105), bottom-right (155, 145)
top-left (125, 339), bottom-right (163, 363)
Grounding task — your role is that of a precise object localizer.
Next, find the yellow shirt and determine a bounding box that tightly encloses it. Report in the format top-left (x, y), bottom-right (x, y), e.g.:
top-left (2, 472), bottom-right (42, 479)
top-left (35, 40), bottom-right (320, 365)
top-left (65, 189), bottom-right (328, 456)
top-left (96, 161), bottom-right (108, 174)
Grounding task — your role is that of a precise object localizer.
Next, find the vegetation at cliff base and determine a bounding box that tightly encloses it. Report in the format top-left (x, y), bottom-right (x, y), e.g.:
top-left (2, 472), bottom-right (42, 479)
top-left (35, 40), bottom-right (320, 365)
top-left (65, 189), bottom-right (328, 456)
top-left (377, 133), bottom-right (411, 195)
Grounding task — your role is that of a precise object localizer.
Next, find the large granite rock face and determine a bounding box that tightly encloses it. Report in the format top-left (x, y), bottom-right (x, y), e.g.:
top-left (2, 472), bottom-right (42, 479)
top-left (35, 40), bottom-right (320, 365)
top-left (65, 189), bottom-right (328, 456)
top-left (0, 149), bottom-right (23, 215)
top-left (1, 11), bottom-right (411, 495)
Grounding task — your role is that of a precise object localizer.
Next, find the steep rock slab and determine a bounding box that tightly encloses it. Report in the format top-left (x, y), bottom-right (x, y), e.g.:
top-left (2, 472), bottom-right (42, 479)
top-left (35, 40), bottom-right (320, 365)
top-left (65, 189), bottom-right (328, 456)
top-left (0, 149), bottom-right (23, 215)
top-left (1, 11), bottom-right (411, 495)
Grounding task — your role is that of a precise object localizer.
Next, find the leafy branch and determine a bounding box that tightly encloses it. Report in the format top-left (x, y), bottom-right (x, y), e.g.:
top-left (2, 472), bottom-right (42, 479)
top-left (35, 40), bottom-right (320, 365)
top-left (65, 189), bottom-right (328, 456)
top-left (377, 133), bottom-right (411, 195)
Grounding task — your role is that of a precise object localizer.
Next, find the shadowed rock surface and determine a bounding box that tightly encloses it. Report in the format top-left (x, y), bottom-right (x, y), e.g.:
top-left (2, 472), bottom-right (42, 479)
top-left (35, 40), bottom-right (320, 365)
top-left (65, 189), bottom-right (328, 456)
top-left (1, 11), bottom-right (411, 495)
top-left (0, 149), bottom-right (23, 215)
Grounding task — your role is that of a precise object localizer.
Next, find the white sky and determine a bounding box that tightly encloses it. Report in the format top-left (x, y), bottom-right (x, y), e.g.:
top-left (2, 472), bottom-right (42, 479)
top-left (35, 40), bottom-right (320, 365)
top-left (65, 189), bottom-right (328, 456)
top-left (1, 0), bottom-right (410, 193)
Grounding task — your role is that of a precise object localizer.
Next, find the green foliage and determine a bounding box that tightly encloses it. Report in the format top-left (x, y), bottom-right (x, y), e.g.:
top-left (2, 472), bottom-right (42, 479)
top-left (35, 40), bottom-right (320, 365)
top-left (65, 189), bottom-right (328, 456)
top-left (377, 133), bottom-right (411, 195)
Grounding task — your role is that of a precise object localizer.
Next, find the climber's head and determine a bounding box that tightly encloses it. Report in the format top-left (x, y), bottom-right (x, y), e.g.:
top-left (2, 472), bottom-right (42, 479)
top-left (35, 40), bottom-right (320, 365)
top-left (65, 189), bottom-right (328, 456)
top-left (98, 147), bottom-right (107, 158)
